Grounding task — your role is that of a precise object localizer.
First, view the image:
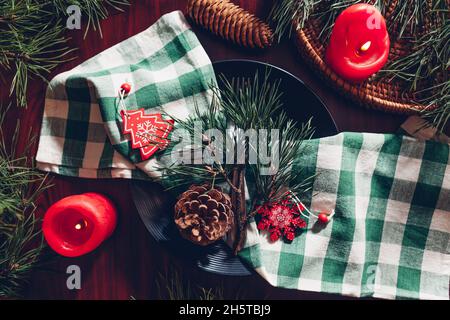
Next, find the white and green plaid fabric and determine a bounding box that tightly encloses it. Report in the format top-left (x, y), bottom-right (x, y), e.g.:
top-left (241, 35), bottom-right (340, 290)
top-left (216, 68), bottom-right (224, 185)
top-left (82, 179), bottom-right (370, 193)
top-left (36, 11), bottom-right (215, 179)
top-left (239, 132), bottom-right (450, 300)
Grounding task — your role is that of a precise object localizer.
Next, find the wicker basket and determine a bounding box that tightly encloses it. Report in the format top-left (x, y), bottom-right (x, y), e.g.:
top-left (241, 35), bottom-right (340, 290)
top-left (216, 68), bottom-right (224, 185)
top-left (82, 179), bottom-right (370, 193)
top-left (294, 2), bottom-right (443, 115)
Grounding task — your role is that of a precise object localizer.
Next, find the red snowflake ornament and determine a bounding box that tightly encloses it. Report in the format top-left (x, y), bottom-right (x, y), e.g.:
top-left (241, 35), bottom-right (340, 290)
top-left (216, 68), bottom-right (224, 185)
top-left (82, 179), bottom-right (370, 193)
top-left (121, 109), bottom-right (174, 160)
top-left (256, 197), bottom-right (307, 243)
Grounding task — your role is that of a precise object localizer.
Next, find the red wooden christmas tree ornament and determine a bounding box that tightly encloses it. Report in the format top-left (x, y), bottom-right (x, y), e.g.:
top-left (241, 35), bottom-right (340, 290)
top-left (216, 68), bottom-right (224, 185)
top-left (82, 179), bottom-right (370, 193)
top-left (121, 109), bottom-right (174, 160)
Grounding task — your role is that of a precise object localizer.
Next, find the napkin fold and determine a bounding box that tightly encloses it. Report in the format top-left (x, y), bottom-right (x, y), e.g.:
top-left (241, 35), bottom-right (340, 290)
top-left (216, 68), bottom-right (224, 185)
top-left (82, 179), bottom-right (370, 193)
top-left (36, 11), bottom-right (216, 179)
top-left (240, 132), bottom-right (450, 300)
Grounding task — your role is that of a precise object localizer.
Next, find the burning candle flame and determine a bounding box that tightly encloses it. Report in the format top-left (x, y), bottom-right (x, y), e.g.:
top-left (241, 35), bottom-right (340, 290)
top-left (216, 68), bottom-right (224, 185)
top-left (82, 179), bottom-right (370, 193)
top-left (74, 220), bottom-right (87, 230)
top-left (359, 41), bottom-right (371, 52)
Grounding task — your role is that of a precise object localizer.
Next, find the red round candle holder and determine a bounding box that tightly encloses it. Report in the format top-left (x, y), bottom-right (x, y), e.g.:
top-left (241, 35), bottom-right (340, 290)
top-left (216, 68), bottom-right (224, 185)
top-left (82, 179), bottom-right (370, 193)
top-left (325, 3), bottom-right (390, 83)
top-left (43, 193), bottom-right (117, 257)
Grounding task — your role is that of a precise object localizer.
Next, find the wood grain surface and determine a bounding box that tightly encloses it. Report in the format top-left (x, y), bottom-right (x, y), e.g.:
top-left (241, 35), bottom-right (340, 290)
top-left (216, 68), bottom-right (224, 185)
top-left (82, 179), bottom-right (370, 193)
top-left (1, 0), bottom-right (408, 300)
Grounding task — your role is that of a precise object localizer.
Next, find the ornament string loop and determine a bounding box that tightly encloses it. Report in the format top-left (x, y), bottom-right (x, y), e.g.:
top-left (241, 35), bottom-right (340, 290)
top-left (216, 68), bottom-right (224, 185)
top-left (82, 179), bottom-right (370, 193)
top-left (118, 89), bottom-right (127, 115)
top-left (288, 190), bottom-right (335, 224)
top-left (118, 82), bottom-right (131, 116)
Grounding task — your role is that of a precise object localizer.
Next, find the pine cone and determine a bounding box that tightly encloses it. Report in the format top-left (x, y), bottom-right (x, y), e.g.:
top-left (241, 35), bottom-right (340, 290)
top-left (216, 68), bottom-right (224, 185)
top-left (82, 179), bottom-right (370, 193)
top-left (174, 184), bottom-right (234, 246)
top-left (187, 0), bottom-right (273, 49)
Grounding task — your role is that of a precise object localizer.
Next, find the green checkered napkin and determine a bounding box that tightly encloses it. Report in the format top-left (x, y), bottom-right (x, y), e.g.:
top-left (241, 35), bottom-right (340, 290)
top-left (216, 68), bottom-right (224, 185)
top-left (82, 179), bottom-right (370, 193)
top-left (239, 132), bottom-right (450, 300)
top-left (36, 11), bottom-right (216, 179)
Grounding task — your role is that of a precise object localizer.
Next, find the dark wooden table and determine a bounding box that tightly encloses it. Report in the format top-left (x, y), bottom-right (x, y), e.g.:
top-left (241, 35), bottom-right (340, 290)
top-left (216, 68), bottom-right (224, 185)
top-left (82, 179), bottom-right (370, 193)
top-left (2, 0), bottom-right (407, 300)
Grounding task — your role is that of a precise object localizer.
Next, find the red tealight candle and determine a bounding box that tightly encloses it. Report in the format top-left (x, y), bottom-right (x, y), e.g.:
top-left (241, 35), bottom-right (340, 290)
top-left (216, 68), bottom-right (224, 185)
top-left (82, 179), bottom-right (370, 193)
top-left (43, 193), bottom-right (117, 257)
top-left (325, 4), bottom-right (390, 82)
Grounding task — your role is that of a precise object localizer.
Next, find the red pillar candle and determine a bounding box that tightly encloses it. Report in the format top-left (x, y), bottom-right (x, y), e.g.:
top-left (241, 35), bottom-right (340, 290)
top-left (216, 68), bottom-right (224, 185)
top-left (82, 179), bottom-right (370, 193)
top-left (43, 193), bottom-right (117, 257)
top-left (325, 4), bottom-right (390, 82)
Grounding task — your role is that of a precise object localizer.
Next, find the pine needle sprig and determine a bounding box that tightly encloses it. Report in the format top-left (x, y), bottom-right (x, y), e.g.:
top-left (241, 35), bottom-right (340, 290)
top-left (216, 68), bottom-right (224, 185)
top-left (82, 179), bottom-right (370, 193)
top-left (0, 0), bottom-right (129, 107)
top-left (216, 71), bottom-right (284, 131)
top-left (0, 1), bottom-right (66, 107)
top-left (269, 0), bottom-right (319, 43)
top-left (269, 0), bottom-right (363, 42)
top-left (0, 213), bottom-right (44, 298)
top-left (420, 81), bottom-right (450, 133)
top-left (382, 14), bottom-right (449, 131)
top-left (1, 23), bottom-right (75, 107)
top-left (0, 1), bottom-right (48, 31)
top-left (378, 0), bottom-right (447, 39)
top-left (382, 23), bottom-right (449, 91)
top-left (158, 94), bottom-right (229, 189)
top-left (251, 115), bottom-right (315, 203)
top-left (51, 0), bottom-right (130, 38)
top-left (160, 69), bottom-right (316, 209)
top-left (314, 0), bottom-right (361, 40)
top-left (0, 104), bottom-right (51, 298)
top-left (216, 70), bottom-right (315, 200)
top-left (156, 265), bottom-right (226, 300)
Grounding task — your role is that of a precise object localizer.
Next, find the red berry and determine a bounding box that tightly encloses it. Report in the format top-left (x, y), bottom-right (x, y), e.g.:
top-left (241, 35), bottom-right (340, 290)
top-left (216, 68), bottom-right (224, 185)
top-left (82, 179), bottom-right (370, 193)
top-left (270, 231), bottom-right (280, 242)
top-left (285, 231), bottom-right (295, 241)
top-left (120, 83), bottom-right (131, 94)
top-left (257, 220), bottom-right (267, 231)
top-left (318, 213), bottom-right (329, 223)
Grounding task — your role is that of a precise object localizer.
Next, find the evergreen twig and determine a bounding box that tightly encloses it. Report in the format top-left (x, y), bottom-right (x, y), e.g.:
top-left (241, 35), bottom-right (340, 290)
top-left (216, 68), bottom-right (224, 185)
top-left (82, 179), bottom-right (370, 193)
top-left (159, 70), bottom-right (316, 252)
top-left (51, 0), bottom-right (130, 38)
top-left (156, 265), bottom-right (226, 300)
top-left (0, 104), bottom-right (51, 298)
top-left (0, 0), bottom-right (129, 107)
top-left (269, 0), bottom-right (319, 43)
top-left (382, 24), bottom-right (449, 90)
top-left (420, 82), bottom-right (450, 133)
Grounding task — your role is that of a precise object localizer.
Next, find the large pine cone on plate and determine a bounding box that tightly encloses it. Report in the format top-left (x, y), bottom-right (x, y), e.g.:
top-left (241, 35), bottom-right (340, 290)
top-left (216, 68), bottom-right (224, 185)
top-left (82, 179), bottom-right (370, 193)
top-left (174, 184), bottom-right (233, 246)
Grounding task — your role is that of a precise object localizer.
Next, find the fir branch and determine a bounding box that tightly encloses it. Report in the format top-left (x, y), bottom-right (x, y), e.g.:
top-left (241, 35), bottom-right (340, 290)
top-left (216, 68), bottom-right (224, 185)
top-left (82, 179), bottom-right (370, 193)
top-left (161, 69), bottom-right (316, 194)
top-left (382, 23), bottom-right (449, 91)
top-left (217, 70), bottom-right (315, 200)
top-left (216, 70), bottom-right (284, 130)
top-left (159, 164), bottom-right (225, 190)
top-left (378, 0), bottom-right (447, 39)
top-left (420, 82), bottom-right (450, 133)
top-left (382, 16), bottom-right (449, 131)
top-left (157, 92), bottom-right (230, 189)
top-left (0, 0), bottom-right (129, 107)
top-left (269, 0), bottom-right (364, 42)
top-left (156, 265), bottom-right (226, 300)
top-left (51, 0), bottom-right (129, 38)
top-left (314, 0), bottom-right (361, 40)
top-left (160, 69), bottom-right (316, 222)
top-left (251, 116), bottom-right (315, 203)
top-left (1, 23), bottom-right (75, 107)
top-left (0, 213), bottom-right (44, 298)
top-left (0, 104), bottom-right (51, 298)
top-left (269, 0), bottom-right (319, 43)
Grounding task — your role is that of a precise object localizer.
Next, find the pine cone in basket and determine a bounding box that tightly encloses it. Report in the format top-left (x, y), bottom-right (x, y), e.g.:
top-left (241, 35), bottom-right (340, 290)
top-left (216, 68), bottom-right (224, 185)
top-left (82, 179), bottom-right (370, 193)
top-left (186, 0), bottom-right (273, 49)
top-left (174, 184), bottom-right (234, 246)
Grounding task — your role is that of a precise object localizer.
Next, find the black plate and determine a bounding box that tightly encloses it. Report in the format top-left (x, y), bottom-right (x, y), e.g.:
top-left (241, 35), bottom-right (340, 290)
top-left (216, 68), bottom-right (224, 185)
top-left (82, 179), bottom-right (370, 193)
top-left (132, 60), bottom-right (338, 277)
top-left (213, 60), bottom-right (338, 137)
